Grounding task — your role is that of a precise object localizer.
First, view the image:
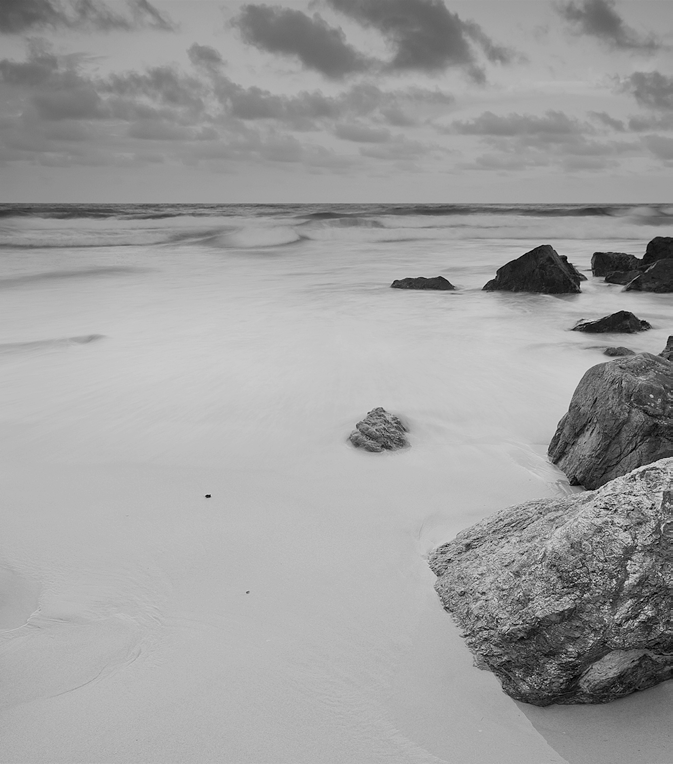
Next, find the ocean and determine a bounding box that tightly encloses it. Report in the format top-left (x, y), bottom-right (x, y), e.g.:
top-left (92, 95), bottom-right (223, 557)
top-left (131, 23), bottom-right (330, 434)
top-left (1, 203), bottom-right (672, 763)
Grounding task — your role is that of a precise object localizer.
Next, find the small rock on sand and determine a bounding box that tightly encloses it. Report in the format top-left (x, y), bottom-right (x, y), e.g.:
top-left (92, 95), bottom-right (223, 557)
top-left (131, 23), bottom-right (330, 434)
top-left (349, 407), bottom-right (409, 452)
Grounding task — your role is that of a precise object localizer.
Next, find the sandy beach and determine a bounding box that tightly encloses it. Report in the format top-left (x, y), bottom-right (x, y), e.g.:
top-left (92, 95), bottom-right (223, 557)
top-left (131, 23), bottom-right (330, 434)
top-left (1, 203), bottom-right (673, 762)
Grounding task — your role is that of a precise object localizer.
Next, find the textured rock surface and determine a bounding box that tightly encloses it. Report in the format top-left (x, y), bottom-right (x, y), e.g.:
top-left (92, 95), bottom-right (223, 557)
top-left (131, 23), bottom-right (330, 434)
top-left (572, 311), bottom-right (651, 334)
top-left (429, 459), bottom-right (673, 706)
top-left (604, 270), bottom-right (641, 285)
top-left (348, 407), bottom-right (408, 452)
top-left (603, 346), bottom-right (636, 357)
top-left (624, 259), bottom-right (673, 293)
top-left (591, 252), bottom-right (641, 277)
top-left (548, 353), bottom-right (673, 489)
top-left (390, 276), bottom-right (455, 290)
top-left (641, 236), bottom-right (673, 267)
top-left (483, 245), bottom-right (581, 294)
top-left (562, 256), bottom-right (587, 281)
top-left (660, 336), bottom-right (673, 362)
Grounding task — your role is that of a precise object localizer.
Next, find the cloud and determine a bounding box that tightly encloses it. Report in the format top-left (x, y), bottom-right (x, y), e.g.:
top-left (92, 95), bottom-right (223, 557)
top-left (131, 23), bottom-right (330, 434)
top-left (451, 108), bottom-right (638, 174)
top-left (100, 66), bottom-right (206, 110)
top-left (33, 85), bottom-right (105, 119)
top-left (0, 39), bottom-right (458, 178)
top-left (642, 134), bottom-right (673, 161)
top-left (0, 0), bottom-right (175, 34)
top-left (589, 110), bottom-right (625, 131)
top-left (326, 0), bottom-right (516, 75)
top-left (448, 110), bottom-right (589, 138)
top-left (561, 154), bottom-right (619, 170)
top-left (259, 135), bottom-right (304, 162)
top-left (358, 135), bottom-right (428, 160)
top-left (226, 86), bottom-right (339, 125)
top-left (627, 113), bottom-right (673, 131)
top-left (0, 52), bottom-right (60, 87)
top-left (232, 4), bottom-right (372, 79)
top-left (459, 152), bottom-right (549, 171)
top-left (334, 122), bottom-right (391, 142)
top-left (379, 105), bottom-right (417, 126)
top-left (213, 78), bottom-right (452, 130)
top-left (620, 71), bottom-right (673, 111)
top-left (128, 119), bottom-right (194, 141)
top-left (187, 44), bottom-right (225, 71)
top-left (555, 0), bottom-right (660, 53)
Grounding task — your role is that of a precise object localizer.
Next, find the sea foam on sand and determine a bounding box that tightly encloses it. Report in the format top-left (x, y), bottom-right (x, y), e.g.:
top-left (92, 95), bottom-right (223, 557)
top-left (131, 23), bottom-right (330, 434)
top-left (1, 214), bottom-right (673, 762)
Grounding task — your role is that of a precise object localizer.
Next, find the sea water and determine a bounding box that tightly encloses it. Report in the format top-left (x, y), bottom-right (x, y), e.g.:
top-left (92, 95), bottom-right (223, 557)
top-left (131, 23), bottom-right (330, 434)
top-left (0, 203), bottom-right (672, 763)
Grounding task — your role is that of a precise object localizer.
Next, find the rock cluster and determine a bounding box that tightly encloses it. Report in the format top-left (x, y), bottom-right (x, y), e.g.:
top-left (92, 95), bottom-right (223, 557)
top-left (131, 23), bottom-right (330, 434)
top-left (571, 311), bottom-right (651, 334)
top-left (429, 459), bottom-right (673, 706)
top-left (624, 259), bottom-right (673, 293)
top-left (642, 236), bottom-right (673, 267)
top-left (482, 245), bottom-right (582, 294)
top-left (348, 407), bottom-right (409, 452)
top-left (548, 353), bottom-right (673, 489)
top-left (587, 238), bottom-right (673, 291)
top-left (391, 276), bottom-right (455, 290)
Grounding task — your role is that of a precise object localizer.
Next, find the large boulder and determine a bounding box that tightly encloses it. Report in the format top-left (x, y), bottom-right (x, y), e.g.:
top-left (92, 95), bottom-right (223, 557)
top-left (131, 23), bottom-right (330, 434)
top-left (624, 259), bottom-right (673, 293)
top-left (641, 236), bottom-right (673, 267)
top-left (483, 245), bottom-right (581, 294)
top-left (429, 459), bottom-right (673, 706)
top-left (348, 407), bottom-right (408, 452)
top-left (548, 353), bottom-right (673, 489)
top-left (571, 310), bottom-right (651, 334)
top-left (391, 276), bottom-right (454, 290)
top-left (591, 252), bottom-right (641, 277)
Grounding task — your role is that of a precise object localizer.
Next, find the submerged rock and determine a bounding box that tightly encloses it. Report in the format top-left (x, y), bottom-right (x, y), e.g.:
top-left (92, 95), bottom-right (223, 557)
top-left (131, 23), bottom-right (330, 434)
top-left (391, 276), bottom-right (455, 290)
top-left (572, 311), bottom-right (651, 334)
top-left (660, 336), bottom-right (673, 362)
top-left (348, 407), bottom-right (408, 452)
top-left (429, 459), bottom-right (673, 706)
top-left (641, 236), bottom-right (673, 267)
top-left (603, 346), bottom-right (636, 357)
top-left (591, 252), bottom-right (641, 277)
top-left (548, 353), bottom-right (673, 489)
top-left (483, 245), bottom-right (581, 294)
top-left (624, 259), bottom-right (673, 293)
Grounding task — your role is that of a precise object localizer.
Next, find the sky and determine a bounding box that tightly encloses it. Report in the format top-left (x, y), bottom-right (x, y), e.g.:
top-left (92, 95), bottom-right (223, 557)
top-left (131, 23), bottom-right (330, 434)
top-left (0, 0), bottom-right (672, 202)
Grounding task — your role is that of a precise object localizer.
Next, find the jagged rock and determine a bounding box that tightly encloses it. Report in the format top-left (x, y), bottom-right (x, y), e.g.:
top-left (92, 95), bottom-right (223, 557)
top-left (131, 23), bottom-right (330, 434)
top-left (624, 259), bottom-right (673, 293)
top-left (548, 353), bottom-right (673, 489)
top-left (604, 270), bottom-right (641, 285)
top-left (483, 245), bottom-right (581, 294)
top-left (348, 407), bottom-right (408, 452)
top-left (660, 337), bottom-right (673, 362)
top-left (591, 252), bottom-right (641, 277)
top-left (429, 459), bottom-right (673, 706)
top-left (391, 276), bottom-right (455, 290)
top-left (561, 256), bottom-right (587, 281)
top-left (571, 311), bottom-right (651, 334)
top-left (641, 236), bottom-right (673, 267)
top-left (603, 346), bottom-right (636, 357)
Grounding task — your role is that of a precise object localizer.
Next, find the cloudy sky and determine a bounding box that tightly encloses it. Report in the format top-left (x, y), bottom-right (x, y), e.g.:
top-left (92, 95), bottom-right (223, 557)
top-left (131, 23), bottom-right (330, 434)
top-left (1, 0), bottom-right (672, 202)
